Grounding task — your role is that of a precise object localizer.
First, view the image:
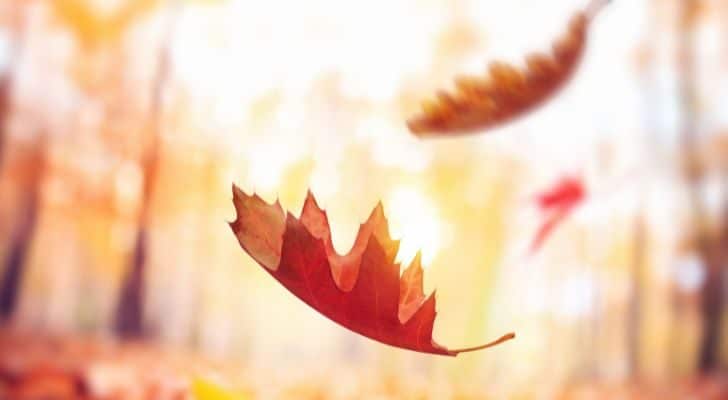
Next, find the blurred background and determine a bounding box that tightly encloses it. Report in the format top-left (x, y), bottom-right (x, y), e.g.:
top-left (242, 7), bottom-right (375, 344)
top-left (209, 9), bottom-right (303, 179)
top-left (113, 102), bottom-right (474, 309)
top-left (0, 0), bottom-right (727, 398)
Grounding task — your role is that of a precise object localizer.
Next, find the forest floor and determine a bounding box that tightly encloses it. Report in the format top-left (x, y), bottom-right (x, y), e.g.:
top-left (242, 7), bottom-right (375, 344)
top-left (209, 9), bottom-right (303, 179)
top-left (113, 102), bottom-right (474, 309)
top-left (0, 329), bottom-right (727, 400)
top-left (0, 328), bottom-right (197, 399)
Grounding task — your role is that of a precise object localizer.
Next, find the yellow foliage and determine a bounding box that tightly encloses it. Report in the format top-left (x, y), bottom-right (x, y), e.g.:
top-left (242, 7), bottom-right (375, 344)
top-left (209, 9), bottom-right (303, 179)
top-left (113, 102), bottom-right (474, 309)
top-left (50, 0), bottom-right (230, 50)
top-left (50, 0), bottom-right (160, 49)
top-left (191, 377), bottom-right (251, 400)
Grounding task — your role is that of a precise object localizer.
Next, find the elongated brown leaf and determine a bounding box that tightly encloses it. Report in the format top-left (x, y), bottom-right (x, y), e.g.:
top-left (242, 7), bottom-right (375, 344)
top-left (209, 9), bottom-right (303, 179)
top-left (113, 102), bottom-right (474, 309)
top-left (407, 1), bottom-right (611, 136)
top-left (230, 186), bottom-right (514, 356)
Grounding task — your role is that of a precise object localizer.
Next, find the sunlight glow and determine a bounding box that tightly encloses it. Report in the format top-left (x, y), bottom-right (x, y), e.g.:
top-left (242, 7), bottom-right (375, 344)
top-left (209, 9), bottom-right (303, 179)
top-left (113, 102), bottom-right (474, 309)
top-left (386, 187), bottom-right (443, 268)
top-left (246, 140), bottom-right (300, 193)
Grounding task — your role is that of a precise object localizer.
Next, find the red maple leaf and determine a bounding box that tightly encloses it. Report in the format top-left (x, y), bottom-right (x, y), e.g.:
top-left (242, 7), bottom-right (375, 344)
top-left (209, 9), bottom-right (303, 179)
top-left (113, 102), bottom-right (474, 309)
top-left (230, 186), bottom-right (515, 356)
top-left (530, 176), bottom-right (586, 253)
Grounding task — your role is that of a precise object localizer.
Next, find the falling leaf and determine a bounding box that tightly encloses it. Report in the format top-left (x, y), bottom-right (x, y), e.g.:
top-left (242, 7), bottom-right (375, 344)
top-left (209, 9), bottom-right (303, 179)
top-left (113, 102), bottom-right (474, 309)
top-left (230, 186), bottom-right (515, 356)
top-left (407, 0), bottom-right (611, 137)
top-left (530, 176), bottom-right (586, 253)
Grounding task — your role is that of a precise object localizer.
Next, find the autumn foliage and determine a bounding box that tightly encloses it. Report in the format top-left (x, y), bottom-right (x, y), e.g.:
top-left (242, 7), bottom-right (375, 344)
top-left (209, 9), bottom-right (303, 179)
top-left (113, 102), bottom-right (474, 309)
top-left (50, 0), bottom-right (160, 49)
top-left (407, 1), bottom-right (611, 137)
top-left (230, 186), bottom-right (514, 356)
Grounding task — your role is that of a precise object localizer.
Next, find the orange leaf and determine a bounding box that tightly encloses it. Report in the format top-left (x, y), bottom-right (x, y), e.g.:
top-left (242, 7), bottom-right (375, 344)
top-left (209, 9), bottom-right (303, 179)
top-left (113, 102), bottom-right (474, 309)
top-left (230, 186), bottom-right (514, 356)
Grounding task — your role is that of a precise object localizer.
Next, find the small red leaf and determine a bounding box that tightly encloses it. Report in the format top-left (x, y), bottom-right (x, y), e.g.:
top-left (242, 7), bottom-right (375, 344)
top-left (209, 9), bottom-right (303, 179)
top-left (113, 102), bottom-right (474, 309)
top-left (230, 185), bottom-right (515, 356)
top-left (535, 175), bottom-right (585, 210)
top-left (530, 176), bottom-right (586, 253)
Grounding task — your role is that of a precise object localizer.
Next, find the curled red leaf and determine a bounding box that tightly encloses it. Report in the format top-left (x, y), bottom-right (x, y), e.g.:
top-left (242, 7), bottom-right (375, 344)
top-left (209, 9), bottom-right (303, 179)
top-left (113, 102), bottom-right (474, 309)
top-left (230, 185), bottom-right (515, 356)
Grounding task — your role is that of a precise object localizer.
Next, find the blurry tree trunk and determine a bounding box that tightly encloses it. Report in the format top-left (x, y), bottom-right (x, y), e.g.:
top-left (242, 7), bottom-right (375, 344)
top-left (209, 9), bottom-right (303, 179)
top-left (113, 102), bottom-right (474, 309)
top-left (627, 211), bottom-right (645, 378)
top-left (0, 194), bottom-right (34, 319)
top-left (0, 3), bottom-right (33, 321)
top-left (702, 170), bottom-right (728, 368)
top-left (698, 255), bottom-right (724, 371)
top-left (114, 3), bottom-right (180, 338)
top-left (0, 136), bottom-right (47, 320)
top-left (584, 229), bottom-right (600, 379)
top-left (678, 0), bottom-right (725, 372)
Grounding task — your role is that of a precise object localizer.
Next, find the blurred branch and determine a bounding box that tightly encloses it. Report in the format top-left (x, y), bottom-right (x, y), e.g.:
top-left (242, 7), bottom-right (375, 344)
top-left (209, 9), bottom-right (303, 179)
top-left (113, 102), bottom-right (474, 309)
top-left (114, 0), bottom-right (182, 338)
top-left (627, 210), bottom-right (645, 378)
top-left (0, 135), bottom-right (47, 321)
top-left (0, 1), bottom-right (36, 322)
top-left (678, 1), bottom-right (706, 245)
top-left (678, 0), bottom-right (725, 372)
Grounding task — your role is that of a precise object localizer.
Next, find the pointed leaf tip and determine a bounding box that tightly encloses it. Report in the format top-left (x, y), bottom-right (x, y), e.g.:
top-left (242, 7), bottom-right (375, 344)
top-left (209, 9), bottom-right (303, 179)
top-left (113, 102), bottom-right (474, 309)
top-left (412, 250), bottom-right (423, 267)
top-left (231, 183), bottom-right (245, 199)
top-left (399, 254), bottom-right (426, 324)
top-left (303, 189), bottom-right (322, 212)
top-left (372, 201), bottom-right (385, 217)
top-left (230, 185), bottom-right (286, 270)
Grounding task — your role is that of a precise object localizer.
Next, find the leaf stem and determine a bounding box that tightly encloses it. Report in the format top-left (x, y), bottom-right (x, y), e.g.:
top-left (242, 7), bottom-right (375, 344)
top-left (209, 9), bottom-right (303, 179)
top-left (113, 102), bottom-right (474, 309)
top-left (452, 332), bottom-right (516, 354)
